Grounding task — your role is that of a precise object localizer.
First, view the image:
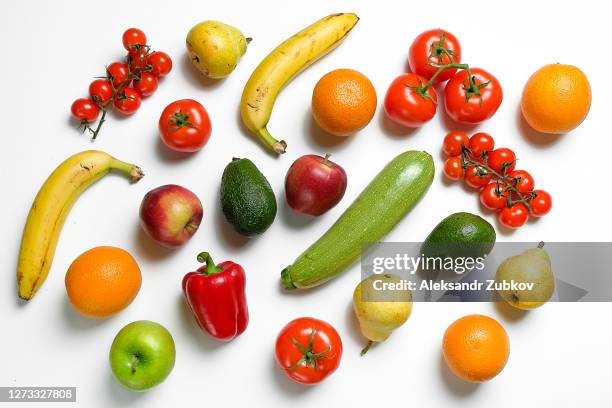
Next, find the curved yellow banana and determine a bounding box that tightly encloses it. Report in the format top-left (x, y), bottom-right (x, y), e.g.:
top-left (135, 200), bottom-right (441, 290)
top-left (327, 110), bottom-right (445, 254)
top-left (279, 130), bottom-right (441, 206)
top-left (17, 150), bottom-right (144, 300)
top-left (241, 12), bottom-right (359, 154)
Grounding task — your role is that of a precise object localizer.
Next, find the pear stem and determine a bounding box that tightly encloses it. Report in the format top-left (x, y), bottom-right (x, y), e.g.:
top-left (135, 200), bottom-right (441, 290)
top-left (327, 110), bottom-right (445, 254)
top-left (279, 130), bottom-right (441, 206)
top-left (360, 341), bottom-right (374, 356)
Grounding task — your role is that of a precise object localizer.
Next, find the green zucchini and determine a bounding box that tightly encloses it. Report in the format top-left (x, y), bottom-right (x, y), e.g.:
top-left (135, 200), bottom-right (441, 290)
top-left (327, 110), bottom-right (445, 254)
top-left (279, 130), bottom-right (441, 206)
top-left (281, 150), bottom-right (434, 290)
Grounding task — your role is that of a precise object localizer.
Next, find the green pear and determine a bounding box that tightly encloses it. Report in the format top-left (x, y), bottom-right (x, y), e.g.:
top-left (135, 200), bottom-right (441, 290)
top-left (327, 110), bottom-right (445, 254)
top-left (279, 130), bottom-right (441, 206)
top-left (495, 243), bottom-right (554, 310)
top-left (186, 20), bottom-right (250, 79)
top-left (353, 274), bottom-right (412, 355)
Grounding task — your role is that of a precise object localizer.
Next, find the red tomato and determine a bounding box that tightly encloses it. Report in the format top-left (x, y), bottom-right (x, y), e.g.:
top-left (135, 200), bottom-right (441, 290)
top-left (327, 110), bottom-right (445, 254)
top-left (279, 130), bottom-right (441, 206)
top-left (507, 170), bottom-right (534, 194)
top-left (71, 98), bottom-right (100, 122)
top-left (133, 72), bottom-right (158, 97)
top-left (107, 62), bottom-right (130, 88)
top-left (529, 189), bottom-right (552, 217)
top-left (444, 68), bottom-right (503, 124)
top-left (443, 157), bottom-right (464, 181)
top-left (88, 79), bottom-right (114, 105)
top-left (487, 148), bottom-right (516, 175)
top-left (480, 183), bottom-right (508, 210)
top-left (113, 88), bottom-right (141, 115)
top-left (127, 47), bottom-right (149, 72)
top-left (468, 132), bottom-right (495, 159)
top-left (408, 29), bottom-right (461, 83)
top-left (275, 317), bottom-right (342, 385)
top-left (384, 73), bottom-right (437, 128)
top-left (159, 99), bottom-right (211, 152)
top-left (499, 203), bottom-right (529, 229)
top-left (147, 51), bottom-right (173, 77)
top-left (442, 130), bottom-right (469, 157)
top-left (464, 165), bottom-right (492, 189)
top-left (122, 28), bottom-right (147, 51)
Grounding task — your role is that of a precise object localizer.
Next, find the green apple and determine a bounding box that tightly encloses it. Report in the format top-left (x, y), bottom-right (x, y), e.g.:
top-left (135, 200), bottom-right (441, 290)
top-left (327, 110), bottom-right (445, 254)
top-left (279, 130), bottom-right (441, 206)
top-left (109, 320), bottom-right (176, 391)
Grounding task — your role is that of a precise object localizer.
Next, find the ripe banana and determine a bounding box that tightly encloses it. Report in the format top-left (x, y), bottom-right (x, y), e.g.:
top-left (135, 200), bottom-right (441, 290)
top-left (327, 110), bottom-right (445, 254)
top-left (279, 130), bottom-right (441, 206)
top-left (241, 13), bottom-right (359, 154)
top-left (17, 150), bottom-right (144, 300)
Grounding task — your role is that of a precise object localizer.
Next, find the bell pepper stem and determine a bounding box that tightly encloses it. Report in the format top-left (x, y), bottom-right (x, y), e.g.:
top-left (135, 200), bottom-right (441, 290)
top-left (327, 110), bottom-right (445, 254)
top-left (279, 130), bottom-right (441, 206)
top-left (196, 252), bottom-right (223, 275)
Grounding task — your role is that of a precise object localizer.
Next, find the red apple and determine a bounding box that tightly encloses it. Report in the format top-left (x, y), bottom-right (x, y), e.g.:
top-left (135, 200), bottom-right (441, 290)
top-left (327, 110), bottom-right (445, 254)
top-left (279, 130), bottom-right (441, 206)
top-left (140, 185), bottom-right (203, 248)
top-left (285, 154), bottom-right (347, 216)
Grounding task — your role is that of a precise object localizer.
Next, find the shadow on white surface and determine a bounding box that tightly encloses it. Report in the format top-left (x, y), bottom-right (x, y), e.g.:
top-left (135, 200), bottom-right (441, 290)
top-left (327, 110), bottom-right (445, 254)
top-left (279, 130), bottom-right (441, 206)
top-left (435, 88), bottom-right (479, 134)
top-left (279, 197), bottom-right (323, 230)
top-left (438, 353), bottom-right (480, 397)
top-left (516, 107), bottom-right (563, 147)
top-left (155, 137), bottom-right (200, 163)
top-left (491, 295), bottom-right (529, 324)
top-left (179, 53), bottom-right (227, 90)
top-left (378, 108), bottom-right (421, 139)
top-left (107, 372), bottom-right (146, 404)
top-left (344, 300), bottom-right (367, 350)
top-left (62, 297), bottom-right (114, 330)
top-left (133, 224), bottom-right (179, 262)
top-left (175, 294), bottom-right (226, 351)
top-left (212, 187), bottom-right (253, 250)
top-left (304, 111), bottom-right (356, 153)
top-left (269, 354), bottom-right (314, 396)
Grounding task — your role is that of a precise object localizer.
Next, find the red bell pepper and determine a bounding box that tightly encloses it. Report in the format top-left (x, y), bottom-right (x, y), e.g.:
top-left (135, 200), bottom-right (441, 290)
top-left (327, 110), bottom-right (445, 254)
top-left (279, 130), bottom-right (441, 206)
top-left (182, 251), bottom-right (249, 341)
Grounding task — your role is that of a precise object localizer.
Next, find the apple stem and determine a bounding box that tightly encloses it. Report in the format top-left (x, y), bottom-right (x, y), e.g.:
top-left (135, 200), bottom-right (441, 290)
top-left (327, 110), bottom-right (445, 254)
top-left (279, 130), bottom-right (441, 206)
top-left (196, 252), bottom-right (223, 275)
top-left (323, 153), bottom-right (331, 167)
top-left (130, 355), bottom-right (140, 374)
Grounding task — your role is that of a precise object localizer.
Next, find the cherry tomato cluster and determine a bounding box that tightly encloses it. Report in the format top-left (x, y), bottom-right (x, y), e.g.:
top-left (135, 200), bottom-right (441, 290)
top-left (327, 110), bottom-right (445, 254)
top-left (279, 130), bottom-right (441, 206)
top-left (384, 29), bottom-right (503, 128)
top-left (442, 130), bottom-right (552, 229)
top-left (70, 28), bottom-right (173, 139)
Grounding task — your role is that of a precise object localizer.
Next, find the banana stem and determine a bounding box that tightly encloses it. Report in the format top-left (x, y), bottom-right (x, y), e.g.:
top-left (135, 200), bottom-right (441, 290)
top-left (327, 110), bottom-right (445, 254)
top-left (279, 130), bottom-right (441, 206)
top-left (110, 159), bottom-right (145, 182)
top-left (257, 127), bottom-right (287, 154)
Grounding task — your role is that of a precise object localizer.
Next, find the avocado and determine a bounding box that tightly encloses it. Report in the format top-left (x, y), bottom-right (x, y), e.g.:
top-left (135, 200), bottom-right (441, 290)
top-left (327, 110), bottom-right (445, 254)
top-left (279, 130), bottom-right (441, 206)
top-left (421, 212), bottom-right (496, 260)
top-left (220, 158), bottom-right (277, 236)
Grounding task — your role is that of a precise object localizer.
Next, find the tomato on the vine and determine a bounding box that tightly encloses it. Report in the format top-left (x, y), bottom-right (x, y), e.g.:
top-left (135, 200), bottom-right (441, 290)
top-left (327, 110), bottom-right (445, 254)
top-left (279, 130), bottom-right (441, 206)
top-left (113, 88), bottom-right (141, 115)
top-left (444, 67), bottom-right (503, 124)
top-left (464, 164), bottom-right (492, 189)
top-left (480, 183), bottom-right (507, 210)
top-left (107, 62), bottom-right (130, 88)
top-left (122, 28), bottom-right (147, 51)
top-left (443, 130), bottom-right (469, 157)
top-left (384, 73), bottom-right (437, 128)
top-left (133, 72), bottom-right (158, 97)
top-left (147, 51), bottom-right (172, 77)
top-left (443, 157), bottom-right (464, 180)
top-left (159, 99), bottom-right (212, 152)
top-left (499, 203), bottom-right (529, 229)
top-left (88, 79), bottom-right (114, 106)
top-left (275, 317), bottom-right (343, 385)
top-left (487, 148), bottom-right (516, 175)
top-left (71, 98), bottom-right (100, 122)
top-left (408, 29), bottom-right (461, 83)
top-left (468, 132), bottom-right (495, 159)
top-left (529, 189), bottom-right (552, 217)
top-left (127, 47), bottom-right (149, 72)
top-left (507, 170), bottom-right (534, 194)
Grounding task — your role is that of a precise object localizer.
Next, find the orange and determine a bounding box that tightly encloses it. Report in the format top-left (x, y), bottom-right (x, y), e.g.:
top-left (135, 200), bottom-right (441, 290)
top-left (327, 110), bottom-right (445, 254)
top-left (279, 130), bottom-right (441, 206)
top-left (311, 68), bottom-right (377, 137)
top-left (442, 314), bottom-right (509, 382)
top-left (521, 64), bottom-right (591, 134)
top-left (65, 246), bottom-right (141, 318)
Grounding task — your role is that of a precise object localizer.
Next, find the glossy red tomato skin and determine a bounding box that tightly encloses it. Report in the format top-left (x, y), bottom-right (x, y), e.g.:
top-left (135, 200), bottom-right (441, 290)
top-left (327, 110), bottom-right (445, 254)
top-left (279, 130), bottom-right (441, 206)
top-left (480, 183), bottom-right (507, 210)
top-left (408, 29), bottom-right (461, 83)
top-left (384, 73), bottom-right (437, 128)
top-left (275, 317), bottom-right (343, 385)
top-left (107, 62), bottom-right (130, 88)
top-left (88, 79), bottom-right (114, 105)
top-left (159, 99), bottom-right (211, 152)
top-left (147, 51), bottom-right (173, 77)
top-left (127, 47), bottom-right (149, 72)
top-left (443, 157), bottom-right (464, 181)
top-left (499, 203), bottom-right (529, 229)
top-left (487, 148), bottom-right (516, 175)
top-left (71, 98), bottom-right (100, 122)
top-left (530, 189), bottom-right (552, 217)
top-left (444, 68), bottom-right (503, 124)
top-left (122, 28), bottom-right (147, 51)
top-left (507, 170), bottom-right (534, 194)
top-left (443, 130), bottom-right (469, 157)
top-left (113, 88), bottom-right (141, 115)
top-left (133, 72), bottom-right (158, 97)
top-left (468, 132), bottom-right (495, 159)
top-left (464, 165), bottom-right (492, 189)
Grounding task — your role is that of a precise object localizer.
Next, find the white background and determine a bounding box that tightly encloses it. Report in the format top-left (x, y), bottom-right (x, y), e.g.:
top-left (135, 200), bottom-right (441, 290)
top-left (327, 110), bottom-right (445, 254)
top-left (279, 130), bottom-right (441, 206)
top-left (1, 0), bottom-right (610, 406)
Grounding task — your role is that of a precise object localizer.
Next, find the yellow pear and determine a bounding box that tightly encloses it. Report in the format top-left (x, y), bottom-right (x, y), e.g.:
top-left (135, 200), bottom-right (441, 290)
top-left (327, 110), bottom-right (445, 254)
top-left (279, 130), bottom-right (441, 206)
top-left (353, 274), bottom-right (412, 355)
top-left (186, 20), bottom-right (250, 79)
